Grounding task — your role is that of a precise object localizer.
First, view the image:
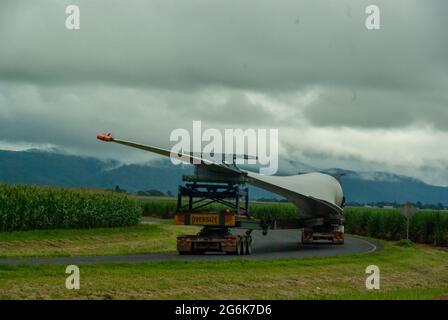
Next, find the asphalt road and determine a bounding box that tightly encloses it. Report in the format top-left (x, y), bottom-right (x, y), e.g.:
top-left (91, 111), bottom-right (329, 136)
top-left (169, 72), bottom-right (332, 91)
top-left (0, 230), bottom-right (379, 266)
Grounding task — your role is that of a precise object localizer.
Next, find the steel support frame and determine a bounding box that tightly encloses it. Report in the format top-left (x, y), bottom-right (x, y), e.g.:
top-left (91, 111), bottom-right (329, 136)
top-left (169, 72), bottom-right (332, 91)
top-left (177, 182), bottom-right (249, 216)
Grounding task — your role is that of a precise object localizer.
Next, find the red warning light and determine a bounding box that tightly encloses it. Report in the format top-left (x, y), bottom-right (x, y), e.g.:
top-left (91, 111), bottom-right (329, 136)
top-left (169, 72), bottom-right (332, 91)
top-left (97, 133), bottom-right (114, 142)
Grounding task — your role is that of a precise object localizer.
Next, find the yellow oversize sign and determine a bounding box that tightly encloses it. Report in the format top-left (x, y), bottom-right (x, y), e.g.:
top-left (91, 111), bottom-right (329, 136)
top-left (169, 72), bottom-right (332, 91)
top-left (190, 214), bottom-right (219, 225)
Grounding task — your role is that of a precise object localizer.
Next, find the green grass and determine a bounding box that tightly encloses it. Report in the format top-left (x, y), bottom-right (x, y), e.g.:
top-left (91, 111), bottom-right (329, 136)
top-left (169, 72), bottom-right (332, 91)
top-left (0, 210), bottom-right (447, 300)
top-left (0, 238), bottom-right (447, 299)
top-left (0, 220), bottom-right (199, 258)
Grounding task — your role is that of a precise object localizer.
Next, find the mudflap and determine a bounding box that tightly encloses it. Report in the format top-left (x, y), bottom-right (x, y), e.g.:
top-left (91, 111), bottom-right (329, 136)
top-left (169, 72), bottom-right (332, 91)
top-left (301, 225), bottom-right (345, 245)
top-left (177, 234), bottom-right (253, 255)
top-left (301, 229), bottom-right (314, 245)
top-left (332, 225), bottom-right (345, 245)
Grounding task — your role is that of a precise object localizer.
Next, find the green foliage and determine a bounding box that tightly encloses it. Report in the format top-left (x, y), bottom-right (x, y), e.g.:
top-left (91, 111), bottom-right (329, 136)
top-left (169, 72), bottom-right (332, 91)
top-left (410, 211), bottom-right (448, 246)
top-left (249, 202), bottom-right (297, 220)
top-left (140, 199), bottom-right (178, 219)
top-left (0, 184), bottom-right (140, 231)
top-left (139, 198), bottom-right (447, 246)
top-left (3, 182), bottom-right (446, 247)
top-left (345, 207), bottom-right (448, 245)
top-left (138, 198), bottom-right (297, 220)
top-left (396, 239), bottom-right (415, 247)
top-left (137, 189), bottom-right (166, 197)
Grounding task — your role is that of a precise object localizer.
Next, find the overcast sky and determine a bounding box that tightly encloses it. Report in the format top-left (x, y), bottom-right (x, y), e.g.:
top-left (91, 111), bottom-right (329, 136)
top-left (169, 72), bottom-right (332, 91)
top-left (0, 0), bottom-right (447, 185)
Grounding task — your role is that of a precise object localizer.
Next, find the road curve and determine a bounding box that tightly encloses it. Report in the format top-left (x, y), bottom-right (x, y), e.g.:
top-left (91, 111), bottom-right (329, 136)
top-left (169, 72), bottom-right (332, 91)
top-left (0, 230), bottom-right (380, 266)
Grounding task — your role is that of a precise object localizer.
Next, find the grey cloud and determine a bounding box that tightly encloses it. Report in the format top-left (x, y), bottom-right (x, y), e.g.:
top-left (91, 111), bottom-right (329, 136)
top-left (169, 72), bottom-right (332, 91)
top-left (1, 0), bottom-right (448, 186)
top-left (303, 86), bottom-right (448, 129)
top-left (0, 83), bottom-right (280, 161)
top-left (0, 0), bottom-right (446, 92)
top-left (176, 90), bottom-right (277, 126)
top-left (1, 0), bottom-right (447, 131)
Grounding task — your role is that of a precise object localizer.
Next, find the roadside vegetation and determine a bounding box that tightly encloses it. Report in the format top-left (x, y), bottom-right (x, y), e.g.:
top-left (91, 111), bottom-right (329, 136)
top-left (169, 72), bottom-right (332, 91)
top-left (344, 208), bottom-right (448, 246)
top-left (0, 239), bottom-right (446, 299)
top-left (137, 196), bottom-right (298, 220)
top-left (138, 197), bottom-right (448, 246)
top-left (1, 183), bottom-right (446, 246)
top-left (0, 184), bottom-right (446, 300)
top-left (0, 184), bottom-right (140, 231)
top-left (0, 219), bottom-right (198, 258)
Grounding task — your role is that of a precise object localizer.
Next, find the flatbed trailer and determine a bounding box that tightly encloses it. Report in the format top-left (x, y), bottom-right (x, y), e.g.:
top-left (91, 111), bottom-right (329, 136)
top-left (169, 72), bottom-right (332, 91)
top-left (173, 175), bottom-right (344, 254)
top-left (174, 177), bottom-right (268, 255)
top-left (301, 218), bottom-right (345, 245)
top-left (176, 226), bottom-right (253, 255)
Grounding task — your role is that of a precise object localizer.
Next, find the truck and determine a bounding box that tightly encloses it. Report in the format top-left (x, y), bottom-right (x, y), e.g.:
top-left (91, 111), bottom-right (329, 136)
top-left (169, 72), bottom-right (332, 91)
top-left (96, 133), bottom-right (346, 252)
top-left (301, 218), bottom-right (345, 245)
top-left (174, 177), bottom-right (269, 255)
top-left (175, 213), bottom-right (254, 255)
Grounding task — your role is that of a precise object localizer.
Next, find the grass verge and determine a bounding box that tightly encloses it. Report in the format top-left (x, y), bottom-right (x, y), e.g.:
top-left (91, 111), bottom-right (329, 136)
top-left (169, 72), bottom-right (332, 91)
top-left (0, 240), bottom-right (447, 299)
top-left (0, 219), bottom-right (199, 258)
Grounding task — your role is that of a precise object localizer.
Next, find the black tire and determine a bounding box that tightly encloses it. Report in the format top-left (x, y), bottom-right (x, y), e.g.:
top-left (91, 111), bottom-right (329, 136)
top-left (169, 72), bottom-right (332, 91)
top-left (245, 238), bottom-right (252, 255)
top-left (240, 239), bottom-right (246, 255)
top-left (236, 240), bottom-right (242, 255)
top-left (301, 231), bottom-right (313, 245)
top-left (332, 238), bottom-right (345, 245)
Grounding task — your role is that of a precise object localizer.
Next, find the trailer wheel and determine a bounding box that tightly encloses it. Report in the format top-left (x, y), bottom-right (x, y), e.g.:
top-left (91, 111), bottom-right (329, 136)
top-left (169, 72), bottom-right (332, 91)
top-left (245, 238), bottom-right (252, 255)
top-left (240, 239), bottom-right (246, 255)
top-left (332, 238), bottom-right (345, 245)
top-left (235, 240), bottom-right (242, 255)
top-left (301, 230), bottom-right (314, 245)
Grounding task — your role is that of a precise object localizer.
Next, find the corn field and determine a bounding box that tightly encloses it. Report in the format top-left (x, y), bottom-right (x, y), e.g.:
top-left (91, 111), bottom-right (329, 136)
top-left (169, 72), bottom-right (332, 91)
top-left (138, 197), bottom-right (298, 220)
top-left (139, 197), bottom-right (448, 246)
top-left (344, 207), bottom-right (448, 246)
top-left (1, 183), bottom-right (447, 246)
top-left (0, 184), bottom-right (140, 231)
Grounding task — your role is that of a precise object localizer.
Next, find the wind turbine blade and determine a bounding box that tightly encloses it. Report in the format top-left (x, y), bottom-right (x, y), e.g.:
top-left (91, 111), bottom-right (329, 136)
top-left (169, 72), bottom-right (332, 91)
top-left (96, 133), bottom-right (242, 174)
top-left (97, 133), bottom-right (344, 218)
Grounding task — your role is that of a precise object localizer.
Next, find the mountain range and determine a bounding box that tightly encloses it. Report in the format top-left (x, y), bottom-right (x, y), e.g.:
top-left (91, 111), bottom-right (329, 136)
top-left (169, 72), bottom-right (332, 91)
top-left (1, 149), bottom-right (447, 205)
